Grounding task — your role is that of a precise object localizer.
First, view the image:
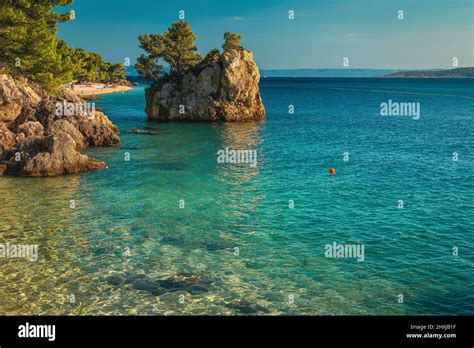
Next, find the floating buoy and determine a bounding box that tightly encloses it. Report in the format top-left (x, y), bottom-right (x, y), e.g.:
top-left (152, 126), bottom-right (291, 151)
top-left (329, 167), bottom-right (336, 176)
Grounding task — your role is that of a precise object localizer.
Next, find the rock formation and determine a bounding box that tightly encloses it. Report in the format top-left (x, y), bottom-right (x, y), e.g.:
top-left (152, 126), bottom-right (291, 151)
top-left (0, 74), bottom-right (120, 176)
top-left (3, 133), bottom-right (106, 176)
top-left (0, 74), bottom-right (43, 127)
top-left (145, 48), bottom-right (266, 122)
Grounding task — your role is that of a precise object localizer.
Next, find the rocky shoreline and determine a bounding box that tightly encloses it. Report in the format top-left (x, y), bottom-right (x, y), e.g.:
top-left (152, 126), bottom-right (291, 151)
top-left (0, 74), bottom-right (120, 177)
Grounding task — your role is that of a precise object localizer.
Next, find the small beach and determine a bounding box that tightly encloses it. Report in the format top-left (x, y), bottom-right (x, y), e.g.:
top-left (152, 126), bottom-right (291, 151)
top-left (64, 83), bottom-right (132, 97)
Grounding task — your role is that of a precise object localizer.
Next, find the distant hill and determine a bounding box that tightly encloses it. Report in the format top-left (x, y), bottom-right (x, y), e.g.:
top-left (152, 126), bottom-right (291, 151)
top-left (259, 69), bottom-right (409, 78)
top-left (128, 69), bottom-right (404, 82)
top-left (385, 67), bottom-right (474, 78)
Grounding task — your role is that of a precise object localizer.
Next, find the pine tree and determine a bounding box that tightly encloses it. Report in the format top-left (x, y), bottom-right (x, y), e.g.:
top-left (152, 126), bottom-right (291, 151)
top-left (222, 32), bottom-right (242, 51)
top-left (136, 20), bottom-right (202, 80)
top-left (163, 20), bottom-right (202, 75)
top-left (135, 54), bottom-right (164, 83)
top-left (106, 63), bottom-right (127, 83)
top-left (0, 0), bottom-right (75, 91)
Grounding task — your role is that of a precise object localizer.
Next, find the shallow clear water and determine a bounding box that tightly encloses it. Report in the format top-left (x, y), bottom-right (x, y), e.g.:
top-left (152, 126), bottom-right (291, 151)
top-left (1, 78), bottom-right (473, 315)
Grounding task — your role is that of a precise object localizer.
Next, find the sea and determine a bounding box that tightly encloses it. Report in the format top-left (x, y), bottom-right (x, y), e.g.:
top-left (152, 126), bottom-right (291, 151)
top-left (0, 78), bottom-right (473, 315)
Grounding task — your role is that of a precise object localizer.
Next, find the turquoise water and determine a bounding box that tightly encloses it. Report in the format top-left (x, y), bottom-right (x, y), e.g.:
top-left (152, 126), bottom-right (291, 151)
top-left (1, 78), bottom-right (473, 315)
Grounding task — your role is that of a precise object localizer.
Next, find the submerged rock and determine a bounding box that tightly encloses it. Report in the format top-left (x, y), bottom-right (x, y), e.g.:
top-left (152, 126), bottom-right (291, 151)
top-left (108, 273), bottom-right (166, 297)
top-left (226, 300), bottom-right (270, 314)
top-left (130, 278), bottom-right (166, 296)
top-left (83, 94), bottom-right (101, 101)
top-left (106, 274), bottom-right (125, 287)
top-left (125, 128), bottom-right (159, 135)
top-left (107, 272), bottom-right (213, 296)
top-left (204, 243), bottom-right (231, 252)
top-left (159, 236), bottom-right (180, 245)
top-left (158, 273), bottom-right (213, 294)
top-left (145, 48), bottom-right (265, 122)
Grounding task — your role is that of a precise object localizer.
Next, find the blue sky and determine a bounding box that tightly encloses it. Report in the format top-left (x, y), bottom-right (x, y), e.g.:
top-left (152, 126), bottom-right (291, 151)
top-left (56, 0), bottom-right (474, 70)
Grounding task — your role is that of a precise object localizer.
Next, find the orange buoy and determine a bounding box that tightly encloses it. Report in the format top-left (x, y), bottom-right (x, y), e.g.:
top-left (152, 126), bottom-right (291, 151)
top-left (329, 167), bottom-right (336, 176)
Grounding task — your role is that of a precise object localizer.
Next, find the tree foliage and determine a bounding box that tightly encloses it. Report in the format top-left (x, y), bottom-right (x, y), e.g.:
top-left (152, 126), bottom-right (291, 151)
top-left (222, 32), bottom-right (242, 51)
top-left (0, 0), bottom-right (75, 90)
top-left (0, 0), bottom-right (127, 91)
top-left (68, 49), bottom-right (127, 84)
top-left (106, 63), bottom-right (127, 83)
top-left (135, 54), bottom-right (165, 83)
top-left (136, 20), bottom-right (202, 81)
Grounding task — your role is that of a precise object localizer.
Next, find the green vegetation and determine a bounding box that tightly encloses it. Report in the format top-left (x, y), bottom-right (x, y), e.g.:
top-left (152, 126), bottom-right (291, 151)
top-left (136, 20), bottom-right (202, 81)
top-left (71, 49), bottom-right (126, 84)
top-left (136, 21), bottom-right (243, 85)
top-left (0, 0), bottom-right (74, 90)
top-left (0, 0), bottom-right (127, 91)
top-left (222, 32), bottom-right (242, 51)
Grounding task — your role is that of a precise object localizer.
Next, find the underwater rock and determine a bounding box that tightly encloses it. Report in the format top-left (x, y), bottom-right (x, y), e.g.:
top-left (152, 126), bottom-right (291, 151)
top-left (130, 278), bottom-right (166, 296)
top-left (123, 274), bottom-right (167, 296)
top-left (107, 273), bottom-right (166, 296)
top-left (108, 272), bottom-right (213, 296)
top-left (226, 300), bottom-right (270, 314)
top-left (106, 274), bottom-right (125, 287)
top-left (204, 243), bottom-right (231, 252)
top-left (158, 273), bottom-right (213, 295)
top-left (159, 236), bottom-right (180, 245)
top-left (125, 128), bottom-right (159, 135)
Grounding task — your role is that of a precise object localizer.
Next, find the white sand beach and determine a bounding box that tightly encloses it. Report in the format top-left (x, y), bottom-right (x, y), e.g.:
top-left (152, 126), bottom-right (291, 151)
top-left (64, 83), bottom-right (132, 97)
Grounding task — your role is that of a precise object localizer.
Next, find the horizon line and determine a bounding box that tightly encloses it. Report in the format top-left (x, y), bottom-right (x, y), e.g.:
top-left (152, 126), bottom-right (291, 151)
top-left (257, 66), bottom-right (473, 71)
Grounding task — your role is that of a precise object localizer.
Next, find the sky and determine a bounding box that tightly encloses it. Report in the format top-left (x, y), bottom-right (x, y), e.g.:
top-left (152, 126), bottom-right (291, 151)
top-left (56, 0), bottom-right (474, 70)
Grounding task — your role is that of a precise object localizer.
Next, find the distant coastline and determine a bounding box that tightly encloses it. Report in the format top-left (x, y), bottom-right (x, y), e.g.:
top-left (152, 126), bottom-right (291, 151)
top-left (260, 68), bottom-right (405, 78)
top-left (260, 67), bottom-right (472, 78)
top-left (385, 67), bottom-right (474, 78)
top-left (126, 67), bottom-right (474, 80)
